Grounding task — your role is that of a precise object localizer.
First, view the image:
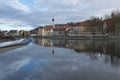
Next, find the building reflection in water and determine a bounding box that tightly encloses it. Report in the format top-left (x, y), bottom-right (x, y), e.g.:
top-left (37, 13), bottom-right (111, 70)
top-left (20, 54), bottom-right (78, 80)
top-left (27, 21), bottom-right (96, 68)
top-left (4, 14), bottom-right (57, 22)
top-left (36, 38), bottom-right (120, 68)
top-left (51, 42), bottom-right (55, 55)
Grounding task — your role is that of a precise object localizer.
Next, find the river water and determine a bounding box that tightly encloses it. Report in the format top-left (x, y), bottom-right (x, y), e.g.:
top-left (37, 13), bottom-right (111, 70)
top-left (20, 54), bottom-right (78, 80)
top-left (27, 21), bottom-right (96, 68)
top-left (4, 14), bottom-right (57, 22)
top-left (0, 38), bottom-right (120, 80)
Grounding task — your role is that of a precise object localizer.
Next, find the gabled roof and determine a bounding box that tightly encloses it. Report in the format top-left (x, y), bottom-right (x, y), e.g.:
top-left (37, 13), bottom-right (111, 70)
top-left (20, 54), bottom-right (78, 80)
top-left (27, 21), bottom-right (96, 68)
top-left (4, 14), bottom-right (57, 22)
top-left (44, 26), bottom-right (53, 31)
top-left (36, 24), bottom-right (72, 32)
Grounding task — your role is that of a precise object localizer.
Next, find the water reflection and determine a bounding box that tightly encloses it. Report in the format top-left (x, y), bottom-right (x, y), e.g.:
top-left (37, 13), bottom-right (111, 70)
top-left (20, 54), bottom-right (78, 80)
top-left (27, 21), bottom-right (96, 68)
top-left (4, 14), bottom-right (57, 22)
top-left (36, 38), bottom-right (120, 68)
top-left (1, 39), bottom-right (120, 80)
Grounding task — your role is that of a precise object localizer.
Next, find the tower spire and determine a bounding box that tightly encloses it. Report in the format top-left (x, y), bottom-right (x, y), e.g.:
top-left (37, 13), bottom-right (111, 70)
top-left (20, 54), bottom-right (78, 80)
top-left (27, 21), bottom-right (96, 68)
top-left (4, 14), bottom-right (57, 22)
top-left (52, 17), bottom-right (55, 28)
top-left (52, 17), bottom-right (55, 21)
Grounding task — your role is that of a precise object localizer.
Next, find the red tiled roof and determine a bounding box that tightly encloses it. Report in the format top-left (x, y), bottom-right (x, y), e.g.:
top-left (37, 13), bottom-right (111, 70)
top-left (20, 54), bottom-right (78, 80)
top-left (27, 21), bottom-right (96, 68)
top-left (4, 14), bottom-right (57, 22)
top-left (38, 25), bottom-right (72, 31)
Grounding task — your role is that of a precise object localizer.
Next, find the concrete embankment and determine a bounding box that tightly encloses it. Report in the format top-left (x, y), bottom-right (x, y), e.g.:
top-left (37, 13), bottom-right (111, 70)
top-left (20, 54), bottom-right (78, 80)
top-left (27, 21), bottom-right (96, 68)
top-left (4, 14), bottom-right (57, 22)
top-left (0, 38), bottom-right (33, 52)
top-left (0, 43), bottom-right (28, 53)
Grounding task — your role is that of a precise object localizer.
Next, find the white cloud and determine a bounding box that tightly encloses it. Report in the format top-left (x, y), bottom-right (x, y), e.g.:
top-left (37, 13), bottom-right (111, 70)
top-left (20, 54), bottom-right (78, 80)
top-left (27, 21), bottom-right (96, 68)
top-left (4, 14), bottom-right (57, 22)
top-left (0, 0), bottom-right (30, 12)
top-left (1, 0), bottom-right (120, 28)
top-left (0, 23), bottom-right (34, 31)
top-left (94, 8), bottom-right (116, 17)
top-left (34, 0), bottom-right (120, 25)
top-left (0, 0), bottom-right (31, 30)
top-left (0, 58), bottom-right (30, 79)
top-left (85, 0), bottom-right (120, 17)
top-left (62, 0), bottom-right (80, 5)
top-left (0, 18), bottom-right (22, 24)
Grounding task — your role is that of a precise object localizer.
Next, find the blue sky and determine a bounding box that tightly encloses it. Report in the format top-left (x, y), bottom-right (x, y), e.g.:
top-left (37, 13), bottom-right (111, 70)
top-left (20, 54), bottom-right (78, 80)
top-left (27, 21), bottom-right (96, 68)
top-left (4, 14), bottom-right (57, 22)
top-left (19, 0), bottom-right (34, 9)
top-left (0, 0), bottom-right (120, 30)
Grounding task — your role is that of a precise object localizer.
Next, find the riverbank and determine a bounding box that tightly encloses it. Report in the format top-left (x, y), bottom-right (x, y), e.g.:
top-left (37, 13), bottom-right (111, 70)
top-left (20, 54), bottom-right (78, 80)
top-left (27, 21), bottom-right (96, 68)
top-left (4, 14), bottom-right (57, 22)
top-left (33, 35), bottom-right (120, 40)
top-left (0, 43), bottom-right (28, 53)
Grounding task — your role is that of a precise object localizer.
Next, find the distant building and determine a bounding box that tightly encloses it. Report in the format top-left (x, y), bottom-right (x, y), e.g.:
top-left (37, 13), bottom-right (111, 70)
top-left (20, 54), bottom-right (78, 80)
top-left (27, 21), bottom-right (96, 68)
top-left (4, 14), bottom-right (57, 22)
top-left (29, 28), bottom-right (38, 37)
top-left (115, 23), bottom-right (120, 36)
top-left (19, 30), bottom-right (30, 36)
top-left (37, 25), bottom-right (72, 37)
top-left (50, 25), bottom-right (71, 36)
top-left (71, 26), bottom-right (86, 36)
top-left (7, 30), bottom-right (19, 36)
top-left (69, 26), bottom-right (93, 36)
top-left (52, 28), bottom-right (66, 36)
top-left (37, 27), bottom-right (43, 36)
top-left (1, 30), bottom-right (8, 36)
top-left (0, 31), bottom-right (4, 37)
top-left (103, 22), bottom-right (108, 35)
top-left (42, 26), bottom-right (52, 36)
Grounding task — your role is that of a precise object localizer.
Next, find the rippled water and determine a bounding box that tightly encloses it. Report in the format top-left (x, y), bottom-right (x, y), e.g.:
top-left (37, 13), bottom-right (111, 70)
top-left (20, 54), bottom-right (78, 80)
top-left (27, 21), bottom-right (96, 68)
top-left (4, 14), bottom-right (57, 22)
top-left (0, 38), bottom-right (120, 80)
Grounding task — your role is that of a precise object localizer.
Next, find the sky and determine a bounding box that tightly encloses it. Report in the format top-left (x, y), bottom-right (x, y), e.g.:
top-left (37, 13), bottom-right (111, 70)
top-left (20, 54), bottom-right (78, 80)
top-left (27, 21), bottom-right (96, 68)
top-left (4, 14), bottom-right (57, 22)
top-left (0, 0), bottom-right (120, 30)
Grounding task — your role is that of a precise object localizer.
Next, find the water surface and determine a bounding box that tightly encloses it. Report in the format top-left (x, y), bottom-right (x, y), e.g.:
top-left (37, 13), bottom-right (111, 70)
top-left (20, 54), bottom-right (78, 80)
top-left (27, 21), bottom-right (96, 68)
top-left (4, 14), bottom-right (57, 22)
top-left (0, 38), bottom-right (120, 80)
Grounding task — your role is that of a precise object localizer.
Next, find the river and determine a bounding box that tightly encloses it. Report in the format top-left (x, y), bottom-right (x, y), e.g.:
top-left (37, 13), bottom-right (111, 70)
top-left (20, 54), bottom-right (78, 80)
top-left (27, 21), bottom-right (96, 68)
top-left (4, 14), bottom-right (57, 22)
top-left (0, 38), bottom-right (120, 80)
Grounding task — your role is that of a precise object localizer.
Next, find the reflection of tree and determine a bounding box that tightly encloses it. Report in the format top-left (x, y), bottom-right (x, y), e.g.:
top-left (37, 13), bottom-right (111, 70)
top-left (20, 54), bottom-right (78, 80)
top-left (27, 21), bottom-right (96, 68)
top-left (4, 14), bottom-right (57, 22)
top-left (87, 53), bottom-right (99, 60)
top-left (104, 55), bottom-right (120, 68)
top-left (72, 40), bottom-right (120, 68)
top-left (110, 56), bottom-right (120, 68)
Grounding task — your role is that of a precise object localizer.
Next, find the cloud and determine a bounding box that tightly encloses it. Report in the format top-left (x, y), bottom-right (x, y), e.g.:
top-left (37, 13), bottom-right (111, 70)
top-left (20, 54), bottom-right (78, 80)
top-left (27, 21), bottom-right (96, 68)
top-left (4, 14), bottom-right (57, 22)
top-left (0, 0), bottom-right (34, 30)
top-left (35, 0), bottom-right (120, 25)
top-left (0, 0), bottom-right (30, 12)
top-left (0, 24), bottom-right (34, 31)
top-left (0, 18), bottom-right (22, 24)
top-left (0, 0), bottom-right (120, 29)
top-left (81, 0), bottom-right (120, 16)
top-left (34, 0), bottom-right (90, 24)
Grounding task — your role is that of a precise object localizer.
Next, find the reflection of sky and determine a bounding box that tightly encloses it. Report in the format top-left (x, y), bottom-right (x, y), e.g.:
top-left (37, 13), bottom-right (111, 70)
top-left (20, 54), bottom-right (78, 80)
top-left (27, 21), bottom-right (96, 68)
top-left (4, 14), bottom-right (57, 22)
top-left (0, 57), bottom-right (48, 80)
top-left (18, 59), bottom-right (35, 71)
top-left (19, 59), bottom-right (48, 71)
top-left (0, 41), bottom-right (120, 80)
top-left (0, 58), bottom-right (30, 79)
